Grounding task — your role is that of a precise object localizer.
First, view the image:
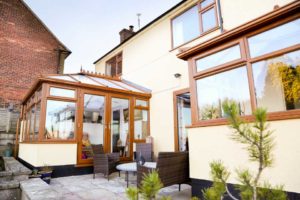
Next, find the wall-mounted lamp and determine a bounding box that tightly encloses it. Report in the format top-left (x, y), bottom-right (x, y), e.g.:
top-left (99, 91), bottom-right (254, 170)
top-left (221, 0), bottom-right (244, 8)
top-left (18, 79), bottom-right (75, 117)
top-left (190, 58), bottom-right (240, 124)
top-left (174, 73), bottom-right (181, 78)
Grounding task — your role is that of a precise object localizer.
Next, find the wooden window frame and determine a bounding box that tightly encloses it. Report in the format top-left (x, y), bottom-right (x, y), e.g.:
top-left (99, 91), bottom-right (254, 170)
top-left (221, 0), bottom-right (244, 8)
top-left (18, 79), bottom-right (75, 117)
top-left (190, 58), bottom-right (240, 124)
top-left (105, 52), bottom-right (123, 77)
top-left (188, 15), bottom-right (300, 128)
top-left (40, 83), bottom-right (78, 142)
top-left (170, 0), bottom-right (219, 49)
top-left (173, 88), bottom-right (190, 151)
top-left (133, 97), bottom-right (150, 143)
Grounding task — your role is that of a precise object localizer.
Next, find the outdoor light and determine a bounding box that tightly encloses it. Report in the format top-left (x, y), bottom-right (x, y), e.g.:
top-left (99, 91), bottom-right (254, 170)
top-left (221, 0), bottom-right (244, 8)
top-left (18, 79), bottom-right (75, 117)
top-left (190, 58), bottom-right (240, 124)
top-left (174, 73), bottom-right (181, 78)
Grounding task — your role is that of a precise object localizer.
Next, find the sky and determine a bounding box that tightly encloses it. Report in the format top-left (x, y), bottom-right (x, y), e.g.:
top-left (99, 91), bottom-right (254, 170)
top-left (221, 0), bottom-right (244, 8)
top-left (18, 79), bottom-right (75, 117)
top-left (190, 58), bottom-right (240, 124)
top-left (23, 0), bottom-right (181, 73)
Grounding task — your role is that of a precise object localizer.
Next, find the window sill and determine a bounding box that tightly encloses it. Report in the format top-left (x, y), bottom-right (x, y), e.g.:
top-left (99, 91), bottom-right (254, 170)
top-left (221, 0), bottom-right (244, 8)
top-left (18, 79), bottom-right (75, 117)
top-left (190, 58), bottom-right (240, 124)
top-left (170, 26), bottom-right (220, 52)
top-left (186, 110), bottom-right (300, 128)
top-left (20, 140), bottom-right (77, 144)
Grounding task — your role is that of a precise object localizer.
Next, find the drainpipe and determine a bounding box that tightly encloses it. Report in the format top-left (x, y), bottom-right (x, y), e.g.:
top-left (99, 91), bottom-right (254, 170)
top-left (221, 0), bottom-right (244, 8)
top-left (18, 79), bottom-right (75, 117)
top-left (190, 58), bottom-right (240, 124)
top-left (217, 0), bottom-right (224, 33)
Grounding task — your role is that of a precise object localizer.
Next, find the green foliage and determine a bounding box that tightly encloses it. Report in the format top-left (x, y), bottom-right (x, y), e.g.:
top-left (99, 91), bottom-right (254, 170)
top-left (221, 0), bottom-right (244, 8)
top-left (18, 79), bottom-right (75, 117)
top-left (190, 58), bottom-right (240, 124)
top-left (235, 169), bottom-right (253, 200)
top-left (126, 187), bottom-right (138, 200)
top-left (257, 183), bottom-right (287, 200)
top-left (140, 170), bottom-right (163, 200)
top-left (191, 197), bottom-right (200, 200)
top-left (202, 161), bottom-right (227, 200)
top-left (222, 100), bottom-right (274, 170)
top-left (160, 196), bottom-right (172, 200)
top-left (202, 101), bottom-right (287, 200)
top-left (126, 170), bottom-right (165, 200)
top-left (202, 182), bottom-right (226, 200)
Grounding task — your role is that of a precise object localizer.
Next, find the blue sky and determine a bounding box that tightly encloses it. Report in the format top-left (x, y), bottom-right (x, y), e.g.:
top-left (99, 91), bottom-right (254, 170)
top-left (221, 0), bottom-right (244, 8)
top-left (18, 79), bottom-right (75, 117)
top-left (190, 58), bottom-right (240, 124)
top-left (24, 0), bottom-right (181, 73)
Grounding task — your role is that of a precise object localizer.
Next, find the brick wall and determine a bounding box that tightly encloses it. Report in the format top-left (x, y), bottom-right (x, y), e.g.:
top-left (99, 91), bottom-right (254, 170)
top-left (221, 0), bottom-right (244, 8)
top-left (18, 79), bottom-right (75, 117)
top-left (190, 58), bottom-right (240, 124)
top-left (0, 0), bottom-right (69, 104)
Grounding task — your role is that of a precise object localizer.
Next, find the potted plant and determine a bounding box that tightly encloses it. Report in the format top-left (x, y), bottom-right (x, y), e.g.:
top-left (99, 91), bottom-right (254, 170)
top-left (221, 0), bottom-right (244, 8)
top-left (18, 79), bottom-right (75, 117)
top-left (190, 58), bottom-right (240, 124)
top-left (38, 164), bottom-right (53, 184)
top-left (4, 142), bottom-right (13, 157)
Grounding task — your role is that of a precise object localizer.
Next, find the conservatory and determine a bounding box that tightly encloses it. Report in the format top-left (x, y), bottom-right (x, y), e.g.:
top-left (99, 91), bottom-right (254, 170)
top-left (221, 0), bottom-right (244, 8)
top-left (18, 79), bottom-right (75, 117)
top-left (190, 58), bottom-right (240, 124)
top-left (17, 71), bottom-right (151, 167)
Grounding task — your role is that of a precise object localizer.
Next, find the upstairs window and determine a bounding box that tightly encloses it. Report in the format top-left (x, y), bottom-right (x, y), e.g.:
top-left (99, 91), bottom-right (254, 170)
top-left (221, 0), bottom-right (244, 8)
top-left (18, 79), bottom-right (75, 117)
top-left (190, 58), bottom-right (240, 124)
top-left (171, 0), bottom-right (218, 48)
top-left (105, 53), bottom-right (122, 76)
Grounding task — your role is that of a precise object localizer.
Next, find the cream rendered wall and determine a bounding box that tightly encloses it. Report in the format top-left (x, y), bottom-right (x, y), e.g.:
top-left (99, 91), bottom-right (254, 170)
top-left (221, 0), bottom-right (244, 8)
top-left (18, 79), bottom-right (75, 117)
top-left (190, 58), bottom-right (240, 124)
top-left (94, 0), bottom-right (295, 157)
top-left (188, 119), bottom-right (300, 193)
top-left (19, 143), bottom-right (77, 167)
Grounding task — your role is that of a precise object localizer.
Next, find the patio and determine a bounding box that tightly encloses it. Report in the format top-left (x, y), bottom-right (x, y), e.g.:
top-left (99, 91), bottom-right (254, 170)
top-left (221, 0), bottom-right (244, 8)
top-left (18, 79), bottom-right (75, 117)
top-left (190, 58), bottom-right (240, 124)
top-left (21, 173), bottom-right (191, 200)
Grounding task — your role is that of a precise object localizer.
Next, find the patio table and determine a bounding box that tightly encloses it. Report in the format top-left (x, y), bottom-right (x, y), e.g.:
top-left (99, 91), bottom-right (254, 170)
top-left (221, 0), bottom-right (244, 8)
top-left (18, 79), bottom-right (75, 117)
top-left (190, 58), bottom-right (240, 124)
top-left (116, 162), bottom-right (156, 187)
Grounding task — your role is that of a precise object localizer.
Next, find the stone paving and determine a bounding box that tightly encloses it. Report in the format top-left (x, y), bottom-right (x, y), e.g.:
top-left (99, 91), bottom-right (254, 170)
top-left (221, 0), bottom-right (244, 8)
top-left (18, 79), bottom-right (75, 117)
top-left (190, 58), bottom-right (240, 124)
top-left (22, 172), bottom-right (191, 200)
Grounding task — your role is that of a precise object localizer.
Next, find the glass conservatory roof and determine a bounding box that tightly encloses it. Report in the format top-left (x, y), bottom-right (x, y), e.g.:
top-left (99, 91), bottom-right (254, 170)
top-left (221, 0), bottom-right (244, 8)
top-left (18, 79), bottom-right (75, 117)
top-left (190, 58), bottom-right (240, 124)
top-left (44, 73), bottom-right (150, 94)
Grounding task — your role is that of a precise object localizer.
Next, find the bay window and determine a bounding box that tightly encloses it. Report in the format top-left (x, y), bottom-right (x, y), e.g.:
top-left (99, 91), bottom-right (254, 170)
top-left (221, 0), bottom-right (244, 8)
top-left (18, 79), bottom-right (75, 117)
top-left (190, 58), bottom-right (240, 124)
top-left (190, 17), bottom-right (300, 126)
top-left (171, 0), bottom-right (219, 48)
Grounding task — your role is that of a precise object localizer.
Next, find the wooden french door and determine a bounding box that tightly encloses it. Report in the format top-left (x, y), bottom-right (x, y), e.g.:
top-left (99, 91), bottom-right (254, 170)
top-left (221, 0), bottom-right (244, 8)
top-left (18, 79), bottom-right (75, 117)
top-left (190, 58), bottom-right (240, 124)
top-left (77, 90), bottom-right (133, 165)
top-left (108, 94), bottom-right (133, 161)
top-left (77, 90), bottom-right (109, 165)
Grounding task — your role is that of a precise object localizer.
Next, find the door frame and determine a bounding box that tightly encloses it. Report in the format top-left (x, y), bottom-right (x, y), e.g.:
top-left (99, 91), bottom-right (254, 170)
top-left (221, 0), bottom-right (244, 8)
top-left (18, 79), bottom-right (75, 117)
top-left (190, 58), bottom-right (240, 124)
top-left (108, 93), bottom-right (134, 161)
top-left (173, 88), bottom-right (190, 152)
top-left (77, 89), bottom-right (109, 165)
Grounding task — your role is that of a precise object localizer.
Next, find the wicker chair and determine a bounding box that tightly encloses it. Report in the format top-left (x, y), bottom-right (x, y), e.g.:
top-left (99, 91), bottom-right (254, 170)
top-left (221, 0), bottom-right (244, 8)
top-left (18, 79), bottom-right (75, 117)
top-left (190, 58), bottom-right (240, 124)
top-left (136, 143), bottom-right (153, 162)
top-left (92, 145), bottom-right (120, 180)
top-left (137, 152), bottom-right (190, 191)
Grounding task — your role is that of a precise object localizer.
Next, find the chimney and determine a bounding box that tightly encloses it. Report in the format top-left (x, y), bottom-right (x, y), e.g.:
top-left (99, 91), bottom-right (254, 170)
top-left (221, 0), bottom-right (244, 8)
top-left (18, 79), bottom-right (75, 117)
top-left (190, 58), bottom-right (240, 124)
top-left (119, 25), bottom-right (135, 43)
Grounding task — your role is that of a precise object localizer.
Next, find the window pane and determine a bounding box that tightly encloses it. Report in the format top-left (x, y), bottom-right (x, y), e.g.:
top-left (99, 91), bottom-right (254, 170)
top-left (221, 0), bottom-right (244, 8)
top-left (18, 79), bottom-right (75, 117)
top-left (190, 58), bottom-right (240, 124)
top-left (134, 110), bottom-right (148, 140)
top-left (252, 50), bottom-right (300, 112)
top-left (30, 107), bottom-right (35, 140)
top-left (89, 76), bottom-right (123, 89)
top-left (172, 5), bottom-right (200, 47)
top-left (72, 75), bottom-right (99, 86)
top-left (196, 45), bottom-right (241, 72)
top-left (201, 0), bottom-right (214, 8)
top-left (248, 18), bottom-right (300, 58)
top-left (111, 98), bottom-right (130, 157)
top-left (136, 99), bottom-right (148, 107)
top-left (81, 94), bottom-right (105, 160)
top-left (176, 93), bottom-right (191, 152)
top-left (50, 87), bottom-right (75, 98)
top-left (45, 100), bottom-right (75, 139)
top-left (196, 66), bottom-right (251, 120)
top-left (48, 75), bottom-right (76, 82)
top-left (202, 8), bottom-right (217, 32)
top-left (34, 103), bottom-right (41, 140)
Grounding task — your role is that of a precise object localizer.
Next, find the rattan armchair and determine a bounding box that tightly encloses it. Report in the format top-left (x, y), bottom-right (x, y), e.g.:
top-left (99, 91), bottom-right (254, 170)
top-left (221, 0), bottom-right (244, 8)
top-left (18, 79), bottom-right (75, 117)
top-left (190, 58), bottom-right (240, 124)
top-left (136, 143), bottom-right (153, 162)
top-left (92, 145), bottom-right (120, 180)
top-left (137, 152), bottom-right (190, 190)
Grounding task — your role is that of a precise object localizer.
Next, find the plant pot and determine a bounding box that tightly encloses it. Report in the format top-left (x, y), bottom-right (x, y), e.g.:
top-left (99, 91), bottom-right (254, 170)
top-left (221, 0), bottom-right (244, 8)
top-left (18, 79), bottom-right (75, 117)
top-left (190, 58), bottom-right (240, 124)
top-left (39, 171), bottom-right (52, 184)
top-left (4, 149), bottom-right (12, 157)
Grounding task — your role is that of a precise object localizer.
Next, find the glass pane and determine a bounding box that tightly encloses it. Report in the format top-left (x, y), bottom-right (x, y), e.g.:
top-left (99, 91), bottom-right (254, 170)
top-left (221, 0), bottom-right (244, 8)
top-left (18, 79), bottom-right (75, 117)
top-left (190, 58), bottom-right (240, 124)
top-left (34, 103), bottom-right (41, 140)
top-left (30, 107), bottom-right (35, 140)
top-left (26, 111), bottom-right (30, 140)
top-left (196, 66), bottom-right (251, 120)
top-left (48, 75), bottom-right (76, 82)
top-left (252, 50), bottom-right (300, 112)
top-left (89, 76), bottom-right (123, 89)
top-left (172, 5), bottom-right (200, 47)
top-left (201, 0), bottom-right (214, 8)
top-left (196, 45), bottom-right (241, 72)
top-left (111, 98), bottom-right (130, 157)
top-left (50, 87), bottom-right (75, 98)
top-left (248, 18), bottom-right (300, 58)
top-left (136, 99), bottom-right (148, 107)
top-left (110, 80), bottom-right (143, 92)
top-left (202, 8), bottom-right (217, 32)
top-left (44, 100), bottom-right (75, 139)
top-left (134, 110), bottom-right (148, 140)
top-left (36, 87), bottom-right (42, 99)
top-left (81, 94), bottom-right (106, 160)
top-left (176, 93), bottom-right (191, 152)
top-left (72, 75), bottom-right (99, 85)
